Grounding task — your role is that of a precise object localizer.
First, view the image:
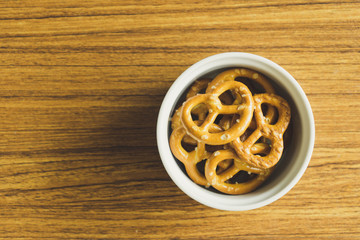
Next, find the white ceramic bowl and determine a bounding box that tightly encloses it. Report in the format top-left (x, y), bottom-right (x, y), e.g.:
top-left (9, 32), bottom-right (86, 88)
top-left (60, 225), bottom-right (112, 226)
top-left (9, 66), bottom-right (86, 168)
top-left (157, 52), bottom-right (315, 211)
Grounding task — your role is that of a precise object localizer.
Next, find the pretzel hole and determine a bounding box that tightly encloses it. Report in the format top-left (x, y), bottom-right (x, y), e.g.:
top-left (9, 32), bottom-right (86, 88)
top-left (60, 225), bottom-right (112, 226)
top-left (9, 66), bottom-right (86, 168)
top-left (231, 114), bottom-right (245, 125)
top-left (214, 114), bottom-right (224, 124)
top-left (234, 77), bottom-right (256, 93)
top-left (191, 104), bottom-right (209, 121)
top-left (240, 128), bottom-right (255, 142)
top-left (198, 87), bottom-right (206, 94)
top-left (219, 90), bottom-right (234, 105)
top-left (191, 113), bottom-right (199, 121)
top-left (254, 150), bottom-right (270, 157)
top-left (225, 170), bottom-right (257, 184)
top-left (252, 138), bottom-right (272, 156)
top-left (261, 103), bottom-right (279, 125)
top-left (255, 136), bottom-right (271, 145)
top-left (255, 137), bottom-right (262, 144)
top-left (261, 103), bottom-right (269, 115)
top-left (263, 137), bottom-right (272, 145)
top-left (196, 159), bottom-right (207, 175)
top-left (216, 159), bottom-right (234, 174)
top-left (181, 140), bottom-right (197, 152)
top-left (235, 77), bottom-right (266, 94)
top-left (205, 144), bottom-right (224, 153)
top-left (218, 114), bottom-right (234, 130)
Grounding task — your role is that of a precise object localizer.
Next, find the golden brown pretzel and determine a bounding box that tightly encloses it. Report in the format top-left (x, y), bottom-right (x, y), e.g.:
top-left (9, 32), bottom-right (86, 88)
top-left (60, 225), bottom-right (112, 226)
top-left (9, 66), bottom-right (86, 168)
top-left (169, 122), bottom-right (231, 186)
top-left (171, 79), bottom-right (214, 131)
top-left (170, 107), bottom-right (198, 145)
top-left (170, 126), bottom-right (207, 186)
top-left (186, 78), bottom-right (234, 120)
top-left (181, 81), bottom-right (254, 145)
top-left (186, 79), bottom-right (212, 120)
top-left (232, 93), bottom-right (291, 169)
top-left (171, 79), bottom-right (213, 145)
top-left (205, 149), bottom-right (273, 194)
top-left (207, 68), bottom-right (277, 130)
top-left (171, 78), bottom-right (234, 131)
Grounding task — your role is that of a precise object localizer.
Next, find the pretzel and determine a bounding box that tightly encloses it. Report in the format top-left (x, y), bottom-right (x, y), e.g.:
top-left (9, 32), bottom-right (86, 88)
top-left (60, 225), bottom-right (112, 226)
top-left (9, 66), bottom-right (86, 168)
top-left (172, 78), bottom-right (234, 131)
top-left (184, 78), bottom-right (234, 120)
top-left (170, 122), bottom-right (231, 186)
top-left (232, 93), bottom-right (291, 169)
top-left (171, 79), bottom-right (213, 145)
top-left (181, 81), bottom-right (254, 145)
top-left (185, 78), bottom-right (212, 120)
top-left (171, 80), bottom-right (210, 131)
top-left (205, 149), bottom-right (273, 194)
top-left (206, 68), bottom-right (277, 130)
top-left (170, 126), bottom-right (207, 186)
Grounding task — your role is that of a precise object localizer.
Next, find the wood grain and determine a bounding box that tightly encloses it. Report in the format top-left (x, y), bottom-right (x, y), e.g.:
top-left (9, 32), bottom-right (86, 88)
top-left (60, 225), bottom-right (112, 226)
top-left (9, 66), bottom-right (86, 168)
top-left (0, 0), bottom-right (359, 239)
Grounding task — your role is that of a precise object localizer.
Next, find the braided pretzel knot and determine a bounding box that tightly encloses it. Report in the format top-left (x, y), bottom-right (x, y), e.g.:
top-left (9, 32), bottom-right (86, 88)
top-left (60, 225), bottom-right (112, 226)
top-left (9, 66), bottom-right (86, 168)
top-left (186, 78), bottom-right (212, 120)
top-left (171, 79), bottom-right (214, 145)
top-left (232, 93), bottom-right (291, 169)
top-left (172, 78), bottom-right (234, 131)
top-left (170, 122), bottom-right (231, 186)
top-left (171, 79), bottom-right (211, 131)
top-left (207, 68), bottom-right (277, 130)
top-left (181, 81), bottom-right (254, 145)
top-left (205, 149), bottom-right (273, 194)
top-left (186, 78), bottom-right (234, 119)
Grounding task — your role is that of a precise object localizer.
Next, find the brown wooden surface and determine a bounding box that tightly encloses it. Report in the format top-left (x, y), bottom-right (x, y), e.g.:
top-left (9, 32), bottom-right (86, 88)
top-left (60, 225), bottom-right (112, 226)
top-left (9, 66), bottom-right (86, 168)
top-left (0, 0), bottom-right (359, 239)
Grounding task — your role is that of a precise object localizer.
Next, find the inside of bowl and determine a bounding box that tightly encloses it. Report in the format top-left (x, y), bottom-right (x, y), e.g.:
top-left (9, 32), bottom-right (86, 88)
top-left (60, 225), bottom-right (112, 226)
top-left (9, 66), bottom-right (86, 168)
top-left (168, 66), bottom-right (302, 196)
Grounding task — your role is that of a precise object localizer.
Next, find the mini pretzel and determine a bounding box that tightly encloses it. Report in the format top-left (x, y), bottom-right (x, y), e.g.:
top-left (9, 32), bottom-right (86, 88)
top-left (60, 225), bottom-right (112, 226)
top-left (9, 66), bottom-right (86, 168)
top-left (170, 123), bottom-right (231, 186)
top-left (232, 93), bottom-right (291, 169)
top-left (172, 78), bottom-right (234, 131)
top-left (207, 68), bottom-right (278, 131)
top-left (170, 126), bottom-right (207, 186)
top-left (181, 81), bottom-right (254, 145)
top-left (186, 79), bottom-right (212, 120)
top-left (171, 79), bottom-right (213, 145)
top-left (186, 79), bottom-right (234, 120)
top-left (205, 149), bottom-right (273, 194)
top-left (171, 80), bottom-right (210, 131)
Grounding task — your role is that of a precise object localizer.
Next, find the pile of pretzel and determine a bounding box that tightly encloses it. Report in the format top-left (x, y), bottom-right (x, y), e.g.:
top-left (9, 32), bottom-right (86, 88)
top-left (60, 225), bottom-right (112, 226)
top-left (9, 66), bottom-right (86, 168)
top-left (169, 68), bottom-right (291, 195)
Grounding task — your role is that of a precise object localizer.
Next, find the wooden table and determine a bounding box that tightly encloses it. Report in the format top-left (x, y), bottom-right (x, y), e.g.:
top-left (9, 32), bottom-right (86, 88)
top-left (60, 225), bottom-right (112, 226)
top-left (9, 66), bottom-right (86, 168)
top-left (0, 1), bottom-right (359, 239)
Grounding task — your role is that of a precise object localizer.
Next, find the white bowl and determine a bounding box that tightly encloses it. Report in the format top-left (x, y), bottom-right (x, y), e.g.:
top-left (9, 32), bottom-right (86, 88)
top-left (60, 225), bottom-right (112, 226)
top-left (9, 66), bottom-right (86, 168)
top-left (157, 52), bottom-right (315, 211)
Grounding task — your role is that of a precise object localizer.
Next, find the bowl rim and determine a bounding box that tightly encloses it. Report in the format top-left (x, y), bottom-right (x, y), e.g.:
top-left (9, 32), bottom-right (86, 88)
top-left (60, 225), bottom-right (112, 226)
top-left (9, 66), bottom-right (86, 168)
top-left (156, 52), bottom-right (315, 211)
